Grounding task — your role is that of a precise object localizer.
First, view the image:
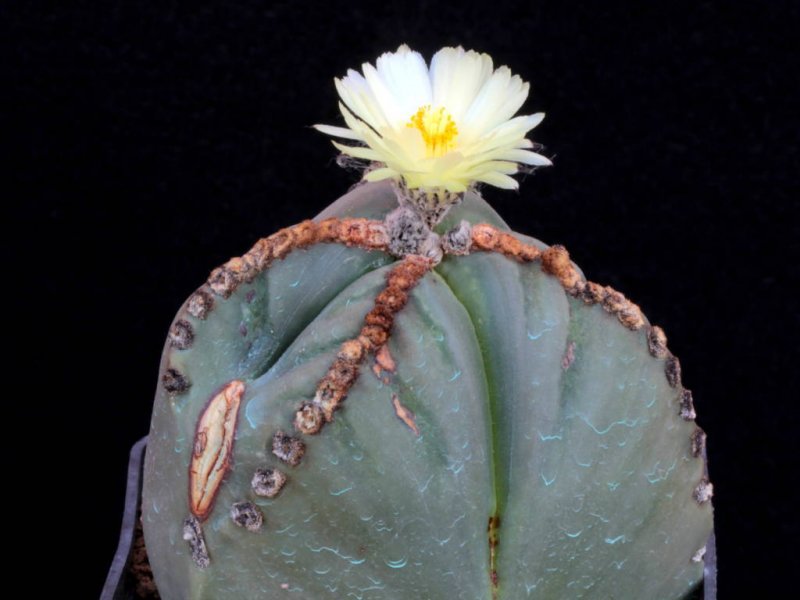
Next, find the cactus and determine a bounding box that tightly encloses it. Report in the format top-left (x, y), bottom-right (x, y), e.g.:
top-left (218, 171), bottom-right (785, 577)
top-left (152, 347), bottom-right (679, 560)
top-left (143, 180), bottom-right (713, 599)
top-left (142, 45), bottom-right (713, 599)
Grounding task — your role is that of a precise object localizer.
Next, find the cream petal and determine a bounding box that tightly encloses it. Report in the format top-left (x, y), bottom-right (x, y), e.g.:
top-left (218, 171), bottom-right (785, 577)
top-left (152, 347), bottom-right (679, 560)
top-left (312, 124), bottom-right (362, 141)
top-left (430, 47), bottom-right (494, 121)
top-left (448, 181), bottom-right (469, 193)
top-left (338, 102), bottom-right (373, 136)
top-left (484, 79), bottom-right (530, 132)
top-left (461, 66), bottom-right (516, 133)
top-left (469, 160), bottom-right (519, 175)
top-left (499, 111), bottom-right (545, 134)
top-left (388, 124), bottom-right (427, 162)
top-left (338, 102), bottom-right (405, 162)
top-left (363, 63), bottom-right (407, 127)
top-left (495, 148), bottom-right (552, 166)
top-left (345, 70), bottom-right (400, 131)
top-left (361, 127), bottom-right (420, 174)
top-left (417, 175), bottom-right (468, 193)
top-left (475, 171), bottom-right (520, 189)
top-left (336, 73), bottom-right (389, 131)
top-left (464, 113), bottom-right (546, 153)
top-left (375, 47), bottom-right (432, 118)
top-left (430, 150), bottom-right (466, 173)
top-left (462, 77), bottom-right (530, 140)
top-left (331, 140), bottom-right (381, 161)
top-left (364, 167), bottom-right (398, 181)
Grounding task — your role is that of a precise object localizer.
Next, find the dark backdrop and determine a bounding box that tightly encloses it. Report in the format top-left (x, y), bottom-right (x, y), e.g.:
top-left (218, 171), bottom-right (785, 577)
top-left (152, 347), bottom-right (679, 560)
top-left (9, 1), bottom-right (798, 596)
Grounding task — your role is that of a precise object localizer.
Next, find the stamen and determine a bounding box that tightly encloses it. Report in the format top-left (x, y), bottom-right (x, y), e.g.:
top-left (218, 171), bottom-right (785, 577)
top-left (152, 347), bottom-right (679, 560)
top-left (407, 105), bottom-right (458, 157)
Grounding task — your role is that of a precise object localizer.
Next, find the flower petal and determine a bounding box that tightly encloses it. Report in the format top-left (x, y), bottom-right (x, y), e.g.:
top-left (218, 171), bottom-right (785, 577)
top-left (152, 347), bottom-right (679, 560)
top-left (375, 45), bottom-right (432, 119)
top-left (364, 167), bottom-right (398, 181)
top-left (475, 171), bottom-right (520, 189)
top-left (339, 101), bottom-right (421, 172)
top-left (430, 46), bottom-right (494, 121)
top-left (312, 124), bottom-right (362, 141)
top-left (462, 66), bottom-right (520, 134)
top-left (363, 62), bottom-right (408, 127)
top-left (465, 160), bottom-right (520, 179)
top-left (331, 140), bottom-right (381, 161)
top-left (336, 71), bottom-right (389, 130)
top-left (494, 148), bottom-right (552, 166)
top-left (466, 113), bottom-right (546, 153)
top-left (337, 102), bottom-right (374, 137)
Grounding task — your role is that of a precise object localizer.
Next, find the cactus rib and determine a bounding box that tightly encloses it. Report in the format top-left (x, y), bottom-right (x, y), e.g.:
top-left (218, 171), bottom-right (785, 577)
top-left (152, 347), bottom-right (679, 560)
top-left (207, 218), bottom-right (390, 298)
top-left (294, 255), bottom-right (434, 435)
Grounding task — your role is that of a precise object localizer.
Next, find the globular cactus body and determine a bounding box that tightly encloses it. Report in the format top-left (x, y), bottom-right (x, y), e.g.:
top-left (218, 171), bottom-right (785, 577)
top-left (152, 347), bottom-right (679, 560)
top-left (143, 182), bottom-right (713, 599)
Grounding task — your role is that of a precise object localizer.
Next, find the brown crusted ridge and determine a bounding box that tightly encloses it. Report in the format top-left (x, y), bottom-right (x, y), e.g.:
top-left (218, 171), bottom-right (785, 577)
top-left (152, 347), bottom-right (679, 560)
top-left (294, 255), bottom-right (433, 435)
top-left (470, 223), bottom-right (541, 262)
top-left (207, 218), bottom-right (389, 298)
top-left (541, 245), bottom-right (583, 290)
top-left (570, 280), bottom-right (647, 331)
top-left (468, 223), bottom-right (645, 331)
top-left (647, 325), bottom-right (669, 358)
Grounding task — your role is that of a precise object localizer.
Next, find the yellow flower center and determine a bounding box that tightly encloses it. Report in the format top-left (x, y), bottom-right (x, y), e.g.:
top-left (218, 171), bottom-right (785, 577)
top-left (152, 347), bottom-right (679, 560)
top-left (407, 105), bottom-right (458, 157)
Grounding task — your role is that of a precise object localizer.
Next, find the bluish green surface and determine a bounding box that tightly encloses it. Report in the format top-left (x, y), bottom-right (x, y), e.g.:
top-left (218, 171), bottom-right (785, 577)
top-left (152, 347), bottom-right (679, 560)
top-left (143, 182), bottom-right (712, 599)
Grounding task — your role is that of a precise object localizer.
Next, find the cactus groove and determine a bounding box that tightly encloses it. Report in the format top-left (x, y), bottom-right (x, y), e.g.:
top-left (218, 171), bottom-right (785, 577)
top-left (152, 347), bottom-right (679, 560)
top-left (143, 181), bottom-right (713, 599)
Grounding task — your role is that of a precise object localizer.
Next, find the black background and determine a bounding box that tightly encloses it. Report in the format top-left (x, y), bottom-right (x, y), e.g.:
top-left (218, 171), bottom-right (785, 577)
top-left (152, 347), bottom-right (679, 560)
top-left (9, 1), bottom-right (799, 597)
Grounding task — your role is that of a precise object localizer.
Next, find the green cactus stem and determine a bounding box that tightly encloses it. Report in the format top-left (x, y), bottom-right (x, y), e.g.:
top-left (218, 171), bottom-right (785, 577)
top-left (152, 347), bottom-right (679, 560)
top-left (143, 180), bottom-right (713, 599)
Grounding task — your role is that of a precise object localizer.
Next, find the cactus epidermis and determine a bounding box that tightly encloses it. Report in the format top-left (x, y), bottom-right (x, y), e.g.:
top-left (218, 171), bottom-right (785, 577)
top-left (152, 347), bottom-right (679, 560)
top-left (143, 181), bottom-right (713, 599)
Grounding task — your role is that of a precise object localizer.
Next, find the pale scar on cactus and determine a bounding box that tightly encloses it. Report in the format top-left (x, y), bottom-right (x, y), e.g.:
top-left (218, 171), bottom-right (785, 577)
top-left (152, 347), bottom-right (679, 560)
top-left (188, 380), bottom-right (245, 521)
top-left (143, 45), bottom-right (713, 599)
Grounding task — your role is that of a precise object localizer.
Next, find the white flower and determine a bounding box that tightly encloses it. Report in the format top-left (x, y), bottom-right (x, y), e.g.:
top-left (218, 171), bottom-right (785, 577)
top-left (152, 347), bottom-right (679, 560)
top-left (314, 44), bottom-right (551, 194)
